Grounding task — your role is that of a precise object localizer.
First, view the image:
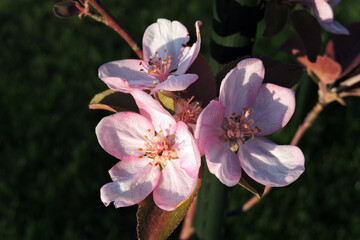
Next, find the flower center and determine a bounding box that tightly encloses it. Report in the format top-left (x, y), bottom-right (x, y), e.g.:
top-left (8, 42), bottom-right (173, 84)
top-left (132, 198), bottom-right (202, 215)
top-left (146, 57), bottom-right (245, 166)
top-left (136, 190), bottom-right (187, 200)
top-left (139, 49), bottom-right (173, 83)
top-left (174, 96), bottom-right (202, 125)
top-left (220, 108), bottom-right (261, 152)
top-left (138, 129), bottom-right (178, 169)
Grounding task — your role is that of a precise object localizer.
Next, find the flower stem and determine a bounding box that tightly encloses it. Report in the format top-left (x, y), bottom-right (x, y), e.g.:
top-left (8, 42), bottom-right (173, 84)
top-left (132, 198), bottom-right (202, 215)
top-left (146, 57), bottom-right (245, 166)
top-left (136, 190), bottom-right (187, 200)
top-left (240, 100), bottom-right (326, 212)
top-left (290, 101), bottom-right (325, 145)
top-left (86, 0), bottom-right (143, 59)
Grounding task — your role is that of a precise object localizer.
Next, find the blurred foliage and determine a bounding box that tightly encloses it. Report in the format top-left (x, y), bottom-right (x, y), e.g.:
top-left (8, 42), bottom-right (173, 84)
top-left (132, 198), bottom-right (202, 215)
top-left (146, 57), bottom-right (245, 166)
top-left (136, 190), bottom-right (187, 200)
top-left (0, 0), bottom-right (359, 239)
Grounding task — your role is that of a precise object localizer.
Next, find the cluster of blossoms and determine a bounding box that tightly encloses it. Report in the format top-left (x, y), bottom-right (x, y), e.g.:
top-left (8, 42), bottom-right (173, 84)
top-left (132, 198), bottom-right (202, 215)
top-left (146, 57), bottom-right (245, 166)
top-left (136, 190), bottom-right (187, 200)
top-left (96, 19), bottom-right (305, 211)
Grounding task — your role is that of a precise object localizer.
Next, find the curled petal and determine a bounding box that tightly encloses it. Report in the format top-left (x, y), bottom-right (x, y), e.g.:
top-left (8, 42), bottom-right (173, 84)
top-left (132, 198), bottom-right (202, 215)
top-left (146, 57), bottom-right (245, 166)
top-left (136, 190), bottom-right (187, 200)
top-left (219, 58), bottom-right (264, 116)
top-left (313, 0), bottom-right (333, 22)
top-left (153, 160), bottom-right (198, 211)
top-left (150, 74), bottom-right (198, 94)
top-left (143, 19), bottom-right (189, 70)
top-left (318, 20), bottom-right (349, 35)
top-left (173, 121), bottom-right (201, 179)
top-left (204, 135), bottom-right (242, 187)
top-left (194, 100), bottom-right (225, 154)
top-left (101, 159), bottom-right (161, 207)
top-left (96, 112), bottom-right (154, 161)
top-left (130, 90), bottom-right (176, 136)
top-left (175, 21), bottom-right (202, 75)
top-left (250, 83), bottom-right (296, 136)
top-left (312, 0), bottom-right (349, 35)
top-left (238, 137), bottom-right (305, 187)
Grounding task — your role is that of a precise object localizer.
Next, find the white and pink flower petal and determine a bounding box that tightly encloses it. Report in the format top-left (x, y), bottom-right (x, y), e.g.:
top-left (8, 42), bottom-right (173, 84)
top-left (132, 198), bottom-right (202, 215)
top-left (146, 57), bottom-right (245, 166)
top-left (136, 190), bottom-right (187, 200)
top-left (312, 0), bottom-right (349, 35)
top-left (173, 121), bottom-right (201, 179)
top-left (204, 136), bottom-right (242, 187)
top-left (153, 160), bottom-right (198, 211)
top-left (143, 19), bottom-right (190, 70)
top-left (219, 58), bottom-right (264, 117)
top-left (130, 90), bottom-right (177, 136)
top-left (250, 83), bottom-right (296, 136)
top-left (150, 74), bottom-right (198, 94)
top-left (101, 77), bottom-right (136, 93)
top-left (96, 112), bottom-right (154, 161)
top-left (194, 100), bottom-right (226, 154)
top-left (99, 59), bottom-right (156, 81)
top-left (175, 21), bottom-right (202, 75)
top-left (313, 0), bottom-right (334, 22)
top-left (101, 159), bottom-right (161, 208)
top-left (238, 137), bottom-right (305, 187)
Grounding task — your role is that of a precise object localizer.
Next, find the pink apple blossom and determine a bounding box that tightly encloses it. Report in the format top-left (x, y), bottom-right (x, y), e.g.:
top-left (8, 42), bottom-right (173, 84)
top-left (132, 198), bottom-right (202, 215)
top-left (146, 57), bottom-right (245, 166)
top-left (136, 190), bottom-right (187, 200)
top-left (194, 58), bottom-right (305, 187)
top-left (96, 89), bottom-right (200, 211)
top-left (303, 0), bottom-right (349, 35)
top-left (98, 19), bottom-right (202, 94)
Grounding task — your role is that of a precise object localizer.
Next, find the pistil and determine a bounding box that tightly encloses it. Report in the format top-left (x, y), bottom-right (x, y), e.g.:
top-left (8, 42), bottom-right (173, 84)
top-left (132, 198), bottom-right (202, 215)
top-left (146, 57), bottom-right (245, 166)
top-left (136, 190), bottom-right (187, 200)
top-left (174, 96), bottom-right (202, 125)
top-left (139, 129), bottom-right (177, 169)
top-left (220, 108), bottom-right (261, 151)
top-left (139, 49), bottom-right (173, 82)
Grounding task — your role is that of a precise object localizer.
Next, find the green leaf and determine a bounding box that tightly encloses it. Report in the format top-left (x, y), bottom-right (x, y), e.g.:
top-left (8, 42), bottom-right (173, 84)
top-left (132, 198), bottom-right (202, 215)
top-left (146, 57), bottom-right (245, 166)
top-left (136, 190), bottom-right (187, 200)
top-left (157, 91), bottom-right (174, 112)
top-left (136, 170), bottom-right (203, 240)
top-left (263, 2), bottom-right (289, 37)
top-left (289, 10), bottom-right (321, 62)
top-left (238, 171), bottom-right (265, 198)
top-left (89, 89), bottom-right (138, 113)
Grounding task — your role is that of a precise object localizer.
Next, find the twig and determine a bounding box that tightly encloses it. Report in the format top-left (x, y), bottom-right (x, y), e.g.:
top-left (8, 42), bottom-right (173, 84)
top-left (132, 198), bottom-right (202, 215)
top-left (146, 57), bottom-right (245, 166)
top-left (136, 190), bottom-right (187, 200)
top-left (85, 0), bottom-right (143, 59)
top-left (179, 197), bottom-right (197, 240)
top-left (290, 101), bottom-right (325, 145)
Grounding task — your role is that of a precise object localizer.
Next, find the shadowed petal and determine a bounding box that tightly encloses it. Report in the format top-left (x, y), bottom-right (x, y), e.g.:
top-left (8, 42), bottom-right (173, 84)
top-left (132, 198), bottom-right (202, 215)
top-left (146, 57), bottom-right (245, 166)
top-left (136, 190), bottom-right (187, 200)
top-left (101, 159), bottom-right (161, 207)
top-left (318, 20), bottom-right (349, 35)
top-left (130, 90), bottom-right (176, 135)
top-left (143, 19), bottom-right (189, 70)
top-left (96, 112), bottom-right (154, 161)
top-left (175, 21), bottom-right (202, 75)
top-left (312, 0), bottom-right (349, 35)
top-left (153, 160), bottom-right (198, 211)
top-left (250, 83), bottom-right (296, 136)
top-left (219, 58), bottom-right (264, 116)
top-left (238, 137), bottom-right (305, 187)
top-left (194, 100), bottom-right (225, 154)
top-left (204, 136), bottom-right (241, 187)
top-left (150, 74), bottom-right (198, 94)
top-left (328, 0), bottom-right (341, 7)
top-left (101, 77), bottom-right (135, 93)
top-left (173, 121), bottom-right (201, 178)
top-left (99, 59), bottom-right (157, 81)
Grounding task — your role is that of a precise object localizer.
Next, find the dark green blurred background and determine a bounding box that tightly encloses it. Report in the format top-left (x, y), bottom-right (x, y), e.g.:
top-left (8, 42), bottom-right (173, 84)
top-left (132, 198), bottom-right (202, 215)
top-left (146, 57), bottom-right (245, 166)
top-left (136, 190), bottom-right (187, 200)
top-left (1, 0), bottom-right (359, 239)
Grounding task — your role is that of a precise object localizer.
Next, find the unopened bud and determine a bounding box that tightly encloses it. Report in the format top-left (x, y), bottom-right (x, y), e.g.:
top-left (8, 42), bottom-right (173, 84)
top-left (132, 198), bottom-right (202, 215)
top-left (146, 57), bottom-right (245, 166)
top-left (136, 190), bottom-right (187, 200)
top-left (53, 1), bottom-right (82, 18)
